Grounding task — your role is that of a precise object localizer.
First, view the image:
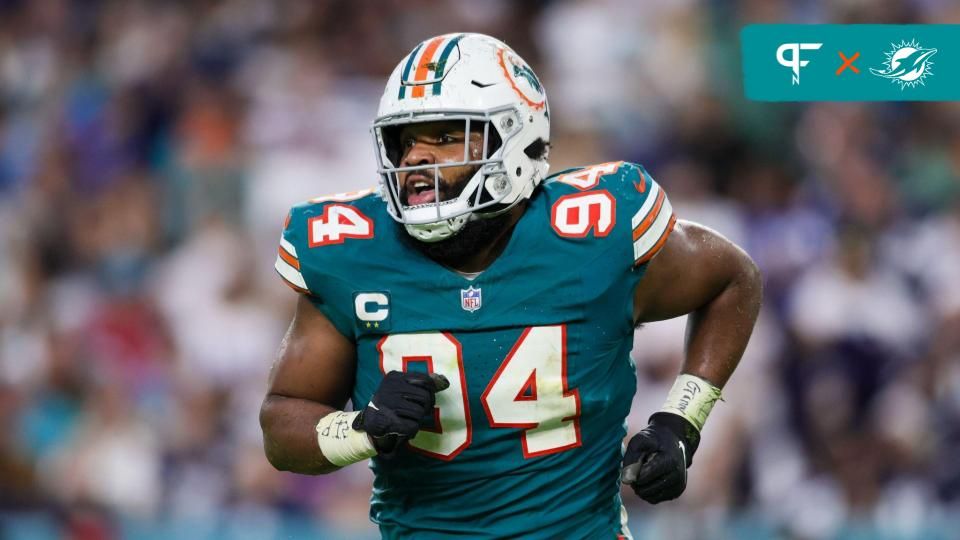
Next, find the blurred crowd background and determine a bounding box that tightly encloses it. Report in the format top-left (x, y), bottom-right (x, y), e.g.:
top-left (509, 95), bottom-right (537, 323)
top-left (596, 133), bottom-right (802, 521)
top-left (2, 0), bottom-right (960, 539)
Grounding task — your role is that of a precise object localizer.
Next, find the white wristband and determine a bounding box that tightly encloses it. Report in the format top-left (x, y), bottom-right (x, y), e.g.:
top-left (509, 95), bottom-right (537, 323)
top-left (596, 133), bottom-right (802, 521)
top-left (660, 374), bottom-right (723, 432)
top-left (316, 410), bottom-right (377, 467)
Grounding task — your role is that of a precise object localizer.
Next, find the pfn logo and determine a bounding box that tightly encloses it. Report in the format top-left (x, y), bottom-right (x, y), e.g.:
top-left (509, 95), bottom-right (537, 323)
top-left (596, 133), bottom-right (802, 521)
top-left (776, 43), bottom-right (823, 85)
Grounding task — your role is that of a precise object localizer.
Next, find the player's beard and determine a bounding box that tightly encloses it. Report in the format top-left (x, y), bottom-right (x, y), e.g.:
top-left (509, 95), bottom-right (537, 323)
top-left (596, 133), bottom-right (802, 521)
top-left (405, 210), bottom-right (515, 264)
top-left (398, 163), bottom-right (518, 265)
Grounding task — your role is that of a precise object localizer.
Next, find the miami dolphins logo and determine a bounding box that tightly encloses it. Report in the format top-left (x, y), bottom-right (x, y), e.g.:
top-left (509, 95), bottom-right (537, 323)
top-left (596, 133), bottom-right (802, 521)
top-left (870, 39), bottom-right (937, 89)
top-left (497, 47), bottom-right (546, 110)
top-left (512, 62), bottom-right (543, 93)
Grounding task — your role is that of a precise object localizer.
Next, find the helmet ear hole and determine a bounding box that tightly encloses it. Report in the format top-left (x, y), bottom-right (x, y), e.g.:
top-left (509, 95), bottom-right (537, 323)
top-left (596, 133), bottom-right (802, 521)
top-left (523, 138), bottom-right (549, 160)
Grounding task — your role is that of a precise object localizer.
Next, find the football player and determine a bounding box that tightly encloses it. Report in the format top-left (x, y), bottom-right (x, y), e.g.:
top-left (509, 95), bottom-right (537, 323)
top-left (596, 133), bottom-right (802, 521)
top-left (261, 33), bottom-right (761, 539)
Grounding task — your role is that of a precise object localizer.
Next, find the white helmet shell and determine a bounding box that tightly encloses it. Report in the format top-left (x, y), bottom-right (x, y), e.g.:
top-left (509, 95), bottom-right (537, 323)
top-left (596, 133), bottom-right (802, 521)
top-left (371, 33), bottom-right (550, 242)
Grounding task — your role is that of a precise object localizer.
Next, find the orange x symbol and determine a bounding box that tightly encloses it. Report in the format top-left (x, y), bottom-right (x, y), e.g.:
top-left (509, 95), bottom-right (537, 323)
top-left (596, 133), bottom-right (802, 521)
top-left (836, 51), bottom-right (860, 75)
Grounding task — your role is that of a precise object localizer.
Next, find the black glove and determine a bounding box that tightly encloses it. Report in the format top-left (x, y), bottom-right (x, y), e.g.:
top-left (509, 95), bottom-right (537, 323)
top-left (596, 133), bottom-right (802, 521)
top-left (621, 412), bottom-right (701, 504)
top-left (353, 371), bottom-right (449, 455)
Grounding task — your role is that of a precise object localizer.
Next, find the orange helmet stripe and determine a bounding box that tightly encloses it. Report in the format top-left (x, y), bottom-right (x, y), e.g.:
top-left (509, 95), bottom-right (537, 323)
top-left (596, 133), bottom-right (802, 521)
top-left (411, 36), bottom-right (446, 98)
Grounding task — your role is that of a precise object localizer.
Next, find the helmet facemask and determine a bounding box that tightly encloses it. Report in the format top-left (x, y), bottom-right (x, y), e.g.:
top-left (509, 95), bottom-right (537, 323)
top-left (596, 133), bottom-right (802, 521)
top-left (372, 107), bottom-right (529, 243)
top-left (372, 33), bottom-right (551, 243)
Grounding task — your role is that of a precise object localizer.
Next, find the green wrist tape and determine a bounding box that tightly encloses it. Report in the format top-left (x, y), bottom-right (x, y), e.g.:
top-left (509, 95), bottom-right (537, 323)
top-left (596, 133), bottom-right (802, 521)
top-left (660, 373), bottom-right (723, 432)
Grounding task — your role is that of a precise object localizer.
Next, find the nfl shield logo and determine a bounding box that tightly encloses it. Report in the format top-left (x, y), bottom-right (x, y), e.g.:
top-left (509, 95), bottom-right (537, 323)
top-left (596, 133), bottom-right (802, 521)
top-left (461, 286), bottom-right (482, 312)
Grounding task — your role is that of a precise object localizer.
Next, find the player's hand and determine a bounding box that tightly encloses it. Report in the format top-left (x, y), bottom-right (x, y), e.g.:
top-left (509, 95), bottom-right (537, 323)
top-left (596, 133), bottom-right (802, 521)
top-left (353, 371), bottom-right (450, 455)
top-left (621, 412), bottom-right (700, 504)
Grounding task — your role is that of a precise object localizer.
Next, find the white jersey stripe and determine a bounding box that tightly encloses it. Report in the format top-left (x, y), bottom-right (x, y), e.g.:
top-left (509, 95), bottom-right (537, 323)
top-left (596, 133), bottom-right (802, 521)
top-left (630, 181), bottom-right (662, 229)
top-left (279, 236), bottom-right (298, 259)
top-left (633, 198), bottom-right (673, 261)
top-left (619, 504), bottom-right (633, 540)
top-left (274, 256), bottom-right (307, 290)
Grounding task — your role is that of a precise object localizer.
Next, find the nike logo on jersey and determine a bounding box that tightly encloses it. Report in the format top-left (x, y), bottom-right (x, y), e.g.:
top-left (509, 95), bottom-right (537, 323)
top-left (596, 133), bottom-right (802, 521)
top-left (634, 172), bottom-right (647, 193)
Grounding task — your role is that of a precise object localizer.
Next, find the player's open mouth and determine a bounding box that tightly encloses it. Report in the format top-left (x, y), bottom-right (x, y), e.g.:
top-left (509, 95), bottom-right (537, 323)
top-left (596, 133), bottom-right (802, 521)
top-left (405, 173), bottom-right (442, 205)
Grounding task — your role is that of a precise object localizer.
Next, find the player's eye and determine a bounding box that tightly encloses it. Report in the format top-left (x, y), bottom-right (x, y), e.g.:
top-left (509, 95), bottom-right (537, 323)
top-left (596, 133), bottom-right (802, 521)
top-left (402, 137), bottom-right (416, 150)
top-left (438, 133), bottom-right (457, 144)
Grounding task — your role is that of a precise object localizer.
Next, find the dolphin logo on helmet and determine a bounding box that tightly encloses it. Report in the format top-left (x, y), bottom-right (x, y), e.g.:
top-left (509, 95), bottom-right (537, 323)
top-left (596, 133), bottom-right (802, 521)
top-left (513, 62), bottom-right (543, 94)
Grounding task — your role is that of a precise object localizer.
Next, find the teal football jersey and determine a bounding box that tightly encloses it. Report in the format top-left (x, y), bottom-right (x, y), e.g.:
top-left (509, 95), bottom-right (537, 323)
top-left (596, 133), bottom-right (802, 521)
top-left (274, 162), bottom-right (675, 540)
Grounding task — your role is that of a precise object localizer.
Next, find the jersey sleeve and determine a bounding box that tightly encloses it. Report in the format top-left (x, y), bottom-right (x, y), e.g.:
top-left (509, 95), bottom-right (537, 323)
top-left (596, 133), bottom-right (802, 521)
top-left (273, 204), bottom-right (356, 339)
top-left (274, 212), bottom-right (306, 293)
top-left (622, 162), bottom-right (676, 266)
top-left (275, 210), bottom-right (310, 293)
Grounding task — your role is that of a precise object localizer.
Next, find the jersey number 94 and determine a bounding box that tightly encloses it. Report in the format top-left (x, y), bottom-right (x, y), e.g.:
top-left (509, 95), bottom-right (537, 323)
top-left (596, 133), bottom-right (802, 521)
top-left (378, 325), bottom-right (581, 460)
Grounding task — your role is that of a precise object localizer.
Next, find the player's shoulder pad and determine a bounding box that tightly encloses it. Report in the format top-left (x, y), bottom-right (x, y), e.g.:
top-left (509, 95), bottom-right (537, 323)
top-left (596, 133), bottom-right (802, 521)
top-left (274, 187), bottom-right (380, 294)
top-left (542, 161), bottom-right (675, 265)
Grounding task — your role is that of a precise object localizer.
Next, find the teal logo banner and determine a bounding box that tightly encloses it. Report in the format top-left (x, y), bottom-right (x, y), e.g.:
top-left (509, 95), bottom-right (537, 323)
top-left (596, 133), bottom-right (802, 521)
top-left (742, 25), bottom-right (958, 101)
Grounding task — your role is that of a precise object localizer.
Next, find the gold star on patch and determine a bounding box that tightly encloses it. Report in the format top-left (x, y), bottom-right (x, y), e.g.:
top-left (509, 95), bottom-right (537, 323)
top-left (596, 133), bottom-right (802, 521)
top-left (365, 322), bottom-right (372, 328)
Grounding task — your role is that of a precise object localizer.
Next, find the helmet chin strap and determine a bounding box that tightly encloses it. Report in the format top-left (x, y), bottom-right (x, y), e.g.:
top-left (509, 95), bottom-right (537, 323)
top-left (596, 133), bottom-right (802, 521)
top-left (472, 167), bottom-right (540, 219)
top-left (404, 215), bottom-right (468, 242)
top-left (402, 165), bottom-right (540, 243)
top-left (399, 163), bottom-right (485, 242)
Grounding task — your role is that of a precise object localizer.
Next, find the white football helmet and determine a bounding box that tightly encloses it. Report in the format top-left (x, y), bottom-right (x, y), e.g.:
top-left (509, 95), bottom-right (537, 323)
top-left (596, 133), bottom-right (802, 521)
top-left (371, 33), bottom-right (550, 242)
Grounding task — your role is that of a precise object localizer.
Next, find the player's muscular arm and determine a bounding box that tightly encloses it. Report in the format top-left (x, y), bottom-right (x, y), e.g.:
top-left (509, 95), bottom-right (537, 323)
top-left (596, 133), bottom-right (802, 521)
top-left (633, 220), bottom-right (762, 386)
top-left (623, 220), bottom-right (762, 504)
top-left (260, 295), bottom-right (357, 474)
top-left (261, 296), bottom-right (447, 475)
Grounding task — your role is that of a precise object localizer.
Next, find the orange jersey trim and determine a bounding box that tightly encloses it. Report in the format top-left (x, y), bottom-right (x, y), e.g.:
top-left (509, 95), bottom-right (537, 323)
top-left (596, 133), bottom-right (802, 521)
top-left (632, 189), bottom-right (666, 241)
top-left (635, 215), bottom-right (677, 265)
top-left (276, 270), bottom-right (309, 295)
top-left (277, 247), bottom-right (300, 270)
